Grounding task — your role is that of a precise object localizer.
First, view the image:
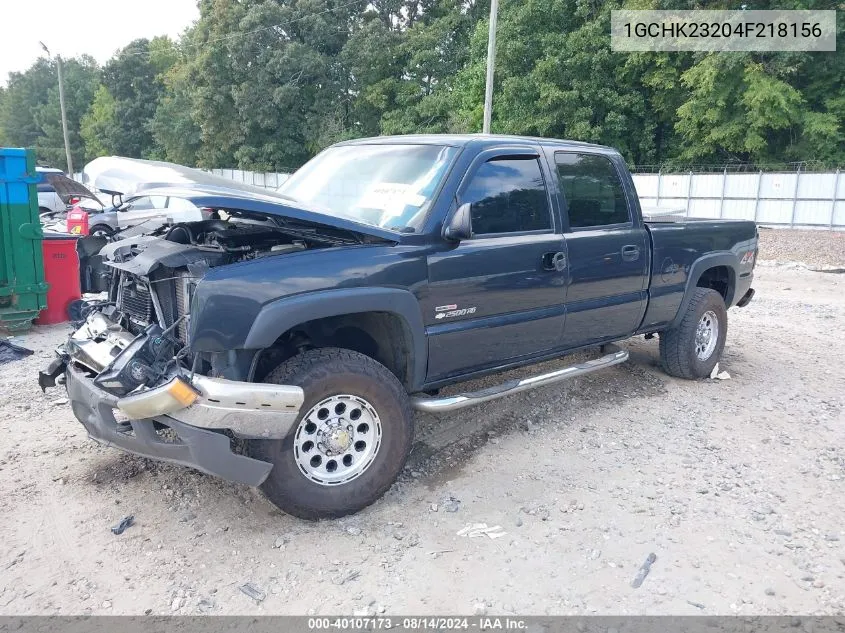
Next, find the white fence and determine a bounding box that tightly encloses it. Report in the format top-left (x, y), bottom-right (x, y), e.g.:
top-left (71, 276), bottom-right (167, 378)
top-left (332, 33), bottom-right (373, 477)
top-left (632, 170), bottom-right (844, 229)
top-left (77, 164), bottom-right (844, 229)
top-left (208, 168), bottom-right (289, 189)
top-left (218, 167), bottom-right (843, 229)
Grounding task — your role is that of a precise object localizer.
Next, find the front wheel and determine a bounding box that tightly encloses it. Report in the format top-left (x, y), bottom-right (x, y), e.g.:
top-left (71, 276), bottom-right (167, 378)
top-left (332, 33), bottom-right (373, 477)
top-left (248, 348), bottom-right (414, 519)
top-left (659, 288), bottom-right (728, 379)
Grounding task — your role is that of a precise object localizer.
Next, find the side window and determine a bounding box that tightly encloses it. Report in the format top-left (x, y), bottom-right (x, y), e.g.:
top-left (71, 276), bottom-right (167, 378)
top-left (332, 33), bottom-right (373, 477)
top-left (166, 197), bottom-right (197, 212)
top-left (36, 184), bottom-right (56, 193)
top-left (555, 153), bottom-right (629, 228)
top-left (127, 196), bottom-right (167, 211)
top-left (462, 157), bottom-right (551, 235)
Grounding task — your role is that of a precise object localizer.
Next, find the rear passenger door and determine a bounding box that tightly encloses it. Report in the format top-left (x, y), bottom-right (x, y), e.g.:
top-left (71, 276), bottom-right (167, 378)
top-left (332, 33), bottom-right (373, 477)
top-left (553, 152), bottom-right (648, 348)
top-left (424, 149), bottom-right (567, 382)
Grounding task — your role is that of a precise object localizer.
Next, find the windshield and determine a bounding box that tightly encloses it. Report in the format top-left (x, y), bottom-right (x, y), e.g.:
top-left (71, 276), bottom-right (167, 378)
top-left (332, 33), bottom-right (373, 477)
top-left (277, 144), bottom-right (458, 231)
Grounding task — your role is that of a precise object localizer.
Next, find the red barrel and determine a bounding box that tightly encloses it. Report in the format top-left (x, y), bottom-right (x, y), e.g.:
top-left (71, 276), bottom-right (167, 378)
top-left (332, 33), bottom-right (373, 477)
top-left (67, 207), bottom-right (90, 236)
top-left (35, 233), bottom-right (81, 325)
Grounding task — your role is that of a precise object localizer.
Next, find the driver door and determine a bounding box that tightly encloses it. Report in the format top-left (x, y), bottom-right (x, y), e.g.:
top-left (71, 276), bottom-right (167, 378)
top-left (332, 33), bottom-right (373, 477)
top-left (424, 149), bottom-right (567, 382)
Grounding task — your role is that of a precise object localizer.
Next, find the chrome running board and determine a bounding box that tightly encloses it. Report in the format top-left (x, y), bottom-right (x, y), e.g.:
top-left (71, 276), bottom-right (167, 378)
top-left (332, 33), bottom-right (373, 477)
top-left (410, 345), bottom-right (629, 413)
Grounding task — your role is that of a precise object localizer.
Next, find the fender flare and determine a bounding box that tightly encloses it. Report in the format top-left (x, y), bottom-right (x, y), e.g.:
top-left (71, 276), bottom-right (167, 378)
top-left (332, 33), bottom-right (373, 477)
top-left (243, 287), bottom-right (427, 390)
top-left (669, 252), bottom-right (739, 329)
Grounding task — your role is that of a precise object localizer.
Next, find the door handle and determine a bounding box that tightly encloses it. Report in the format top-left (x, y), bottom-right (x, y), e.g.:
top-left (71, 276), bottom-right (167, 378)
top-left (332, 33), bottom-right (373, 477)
top-left (621, 245), bottom-right (640, 261)
top-left (542, 251), bottom-right (567, 272)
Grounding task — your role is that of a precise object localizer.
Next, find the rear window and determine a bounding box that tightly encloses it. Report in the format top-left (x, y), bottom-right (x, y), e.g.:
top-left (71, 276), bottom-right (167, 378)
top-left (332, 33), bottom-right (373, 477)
top-left (555, 153), bottom-right (630, 228)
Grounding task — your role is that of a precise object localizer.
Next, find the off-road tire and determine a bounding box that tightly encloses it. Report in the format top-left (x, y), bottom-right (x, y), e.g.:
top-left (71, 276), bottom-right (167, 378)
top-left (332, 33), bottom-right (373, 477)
top-left (248, 348), bottom-right (413, 520)
top-left (659, 288), bottom-right (728, 379)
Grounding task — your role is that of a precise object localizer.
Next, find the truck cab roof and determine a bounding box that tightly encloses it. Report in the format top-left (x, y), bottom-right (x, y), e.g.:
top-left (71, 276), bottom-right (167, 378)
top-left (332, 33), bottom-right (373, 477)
top-left (335, 133), bottom-right (617, 153)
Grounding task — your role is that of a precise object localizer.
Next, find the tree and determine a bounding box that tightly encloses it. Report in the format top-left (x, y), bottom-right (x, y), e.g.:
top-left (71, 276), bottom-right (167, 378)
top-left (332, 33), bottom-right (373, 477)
top-left (0, 87), bottom-right (7, 146)
top-left (0, 56), bottom-right (100, 170)
top-left (80, 85), bottom-right (119, 157)
top-left (151, 58), bottom-right (203, 166)
top-left (98, 37), bottom-right (178, 159)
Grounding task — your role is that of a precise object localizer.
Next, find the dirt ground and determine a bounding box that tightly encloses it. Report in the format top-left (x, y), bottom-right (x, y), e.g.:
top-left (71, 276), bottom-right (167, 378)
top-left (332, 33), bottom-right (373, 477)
top-left (1, 238), bottom-right (843, 616)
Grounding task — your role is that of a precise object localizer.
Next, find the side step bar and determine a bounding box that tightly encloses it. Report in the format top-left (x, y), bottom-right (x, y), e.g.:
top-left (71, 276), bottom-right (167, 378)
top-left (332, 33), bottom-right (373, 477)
top-left (410, 344), bottom-right (629, 413)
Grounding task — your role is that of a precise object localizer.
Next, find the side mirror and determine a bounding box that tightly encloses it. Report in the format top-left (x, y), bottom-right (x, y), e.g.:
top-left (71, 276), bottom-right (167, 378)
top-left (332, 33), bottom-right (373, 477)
top-left (443, 202), bottom-right (472, 242)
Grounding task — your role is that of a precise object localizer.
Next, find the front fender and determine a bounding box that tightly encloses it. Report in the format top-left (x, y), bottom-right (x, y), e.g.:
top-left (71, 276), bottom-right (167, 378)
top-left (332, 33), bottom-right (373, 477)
top-left (238, 288), bottom-right (427, 390)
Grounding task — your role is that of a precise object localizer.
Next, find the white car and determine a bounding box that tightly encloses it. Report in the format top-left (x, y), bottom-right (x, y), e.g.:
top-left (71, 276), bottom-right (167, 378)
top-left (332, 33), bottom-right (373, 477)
top-left (36, 167), bottom-right (101, 214)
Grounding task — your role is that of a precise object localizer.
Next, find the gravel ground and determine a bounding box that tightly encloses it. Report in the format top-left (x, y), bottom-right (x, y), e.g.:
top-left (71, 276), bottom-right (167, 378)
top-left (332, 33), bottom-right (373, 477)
top-left (757, 228), bottom-right (845, 269)
top-left (1, 252), bottom-right (843, 616)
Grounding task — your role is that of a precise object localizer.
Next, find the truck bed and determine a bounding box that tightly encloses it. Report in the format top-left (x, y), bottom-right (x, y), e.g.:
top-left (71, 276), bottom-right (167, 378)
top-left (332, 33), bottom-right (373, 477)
top-left (640, 218), bottom-right (758, 332)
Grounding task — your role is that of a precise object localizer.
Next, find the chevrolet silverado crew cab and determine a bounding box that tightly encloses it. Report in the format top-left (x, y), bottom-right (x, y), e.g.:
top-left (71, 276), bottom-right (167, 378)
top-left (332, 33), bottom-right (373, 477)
top-left (40, 135), bottom-right (757, 519)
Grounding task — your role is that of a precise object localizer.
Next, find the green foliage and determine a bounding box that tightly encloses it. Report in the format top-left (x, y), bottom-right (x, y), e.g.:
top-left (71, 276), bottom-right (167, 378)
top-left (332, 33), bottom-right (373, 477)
top-left (0, 56), bottom-right (100, 170)
top-left (1, 0), bottom-right (842, 171)
top-left (100, 38), bottom-right (179, 159)
top-left (80, 85), bottom-right (119, 157)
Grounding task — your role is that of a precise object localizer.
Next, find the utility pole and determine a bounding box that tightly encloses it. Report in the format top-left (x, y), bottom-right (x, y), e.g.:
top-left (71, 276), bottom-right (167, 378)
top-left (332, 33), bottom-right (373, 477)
top-left (482, 0), bottom-right (499, 134)
top-left (39, 42), bottom-right (74, 175)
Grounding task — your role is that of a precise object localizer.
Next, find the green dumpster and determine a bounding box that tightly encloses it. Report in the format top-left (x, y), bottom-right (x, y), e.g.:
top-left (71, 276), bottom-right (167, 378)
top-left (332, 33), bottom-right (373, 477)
top-left (0, 148), bottom-right (48, 331)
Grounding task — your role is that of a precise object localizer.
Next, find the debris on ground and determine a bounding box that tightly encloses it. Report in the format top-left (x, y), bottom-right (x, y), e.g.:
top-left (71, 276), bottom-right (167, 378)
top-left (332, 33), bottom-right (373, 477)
top-left (239, 583), bottom-right (266, 603)
top-left (0, 340), bottom-right (33, 365)
top-left (272, 535), bottom-right (288, 548)
top-left (332, 570), bottom-right (360, 585)
top-left (709, 363), bottom-right (731, 380)
top-left (442, 496), bottom-right (461, 512)
top-left (456, 523), bottom-right (507, 539)
top-left (110, 515), bottom-right (135, 535)
top-left (631, 552), bottom-right (657, 588)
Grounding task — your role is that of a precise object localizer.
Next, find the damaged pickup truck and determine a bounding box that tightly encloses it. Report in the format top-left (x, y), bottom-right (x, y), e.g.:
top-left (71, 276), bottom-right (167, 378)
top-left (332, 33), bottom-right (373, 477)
top-left (41, 135), bottom-right (758, 519)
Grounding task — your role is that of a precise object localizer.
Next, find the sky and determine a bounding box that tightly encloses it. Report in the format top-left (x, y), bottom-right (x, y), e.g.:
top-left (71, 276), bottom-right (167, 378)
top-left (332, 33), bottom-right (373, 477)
top-left (1, 0), bottom-right (200, 85)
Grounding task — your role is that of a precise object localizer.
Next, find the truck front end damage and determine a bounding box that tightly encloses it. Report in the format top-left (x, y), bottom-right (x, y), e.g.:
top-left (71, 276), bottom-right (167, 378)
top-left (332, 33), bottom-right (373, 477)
top-left (42, 308), bottom-right (303, 486)
top-left (38, 212), bottom-right (321, 485)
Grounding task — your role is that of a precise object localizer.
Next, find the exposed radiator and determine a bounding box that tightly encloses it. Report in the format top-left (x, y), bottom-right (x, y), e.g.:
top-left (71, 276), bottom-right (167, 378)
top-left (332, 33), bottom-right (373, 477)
top-left (117, 274), bottom-right (154, 325)
top-left (174, 271), bottom-right (193, 343)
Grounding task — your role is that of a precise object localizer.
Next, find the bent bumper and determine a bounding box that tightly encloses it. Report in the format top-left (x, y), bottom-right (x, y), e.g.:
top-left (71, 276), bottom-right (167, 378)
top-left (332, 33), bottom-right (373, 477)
top-left (66, 365), bottom-right (274, 486)
top-left (58, 313), bottom-right (304, 439)
top-left (117, 373), bottom-right (304, 439)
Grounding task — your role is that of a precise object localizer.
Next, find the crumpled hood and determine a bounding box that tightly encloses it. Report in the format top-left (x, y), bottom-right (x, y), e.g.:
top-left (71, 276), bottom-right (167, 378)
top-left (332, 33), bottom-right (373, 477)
top-left (81, 157), bottom-right (398, 242)
top-left (81, 156), bottom-right (272, 197)
top-left (124, 184), bottom-right (400, 243)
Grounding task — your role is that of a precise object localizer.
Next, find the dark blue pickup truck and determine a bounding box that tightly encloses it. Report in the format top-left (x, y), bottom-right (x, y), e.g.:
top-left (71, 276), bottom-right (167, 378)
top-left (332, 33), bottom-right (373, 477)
top-left (42, 135), bottom-right (757, 519)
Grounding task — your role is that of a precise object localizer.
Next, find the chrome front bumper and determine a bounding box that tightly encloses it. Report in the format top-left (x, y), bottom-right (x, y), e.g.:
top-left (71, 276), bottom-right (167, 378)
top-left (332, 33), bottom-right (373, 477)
top-left (118, 373), bottom-right (304, 439)
top-left (64, 313), bottom-right (304, 440)
top-left (65, 365), bottom-right (275, 486)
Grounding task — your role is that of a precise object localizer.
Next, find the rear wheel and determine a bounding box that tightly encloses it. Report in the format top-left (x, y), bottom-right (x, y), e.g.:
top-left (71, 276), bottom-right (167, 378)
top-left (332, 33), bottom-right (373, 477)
top-left (248, 348), bottom-right (413, 519)
top-left (89, 224), bottom-right (114, 238)
top-left (659, 288), bottom-right (728, 379)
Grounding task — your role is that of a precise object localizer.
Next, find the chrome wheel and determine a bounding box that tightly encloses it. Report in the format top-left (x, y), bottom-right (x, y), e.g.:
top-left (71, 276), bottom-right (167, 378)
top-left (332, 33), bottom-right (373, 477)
top-left (695, 310), bottom-right (719, 360)
top-left (293, 394), bottom-right (382, 485)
